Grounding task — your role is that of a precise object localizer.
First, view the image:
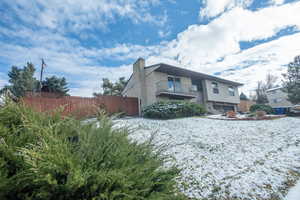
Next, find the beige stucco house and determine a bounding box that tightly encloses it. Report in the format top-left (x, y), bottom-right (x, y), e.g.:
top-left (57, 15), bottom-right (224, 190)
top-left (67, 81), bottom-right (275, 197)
top-left (122, 58), bottom-right (243, 114)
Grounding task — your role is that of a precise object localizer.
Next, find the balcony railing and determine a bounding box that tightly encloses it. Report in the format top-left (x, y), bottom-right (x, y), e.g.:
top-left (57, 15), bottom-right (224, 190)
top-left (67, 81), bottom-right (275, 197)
top-left (155, 80), bottom-right (198, 98)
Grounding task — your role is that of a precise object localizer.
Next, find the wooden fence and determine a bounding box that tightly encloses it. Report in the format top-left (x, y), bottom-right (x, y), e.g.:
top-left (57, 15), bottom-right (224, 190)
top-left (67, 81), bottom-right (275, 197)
top-left (22, 93), bottom-right (139, 118)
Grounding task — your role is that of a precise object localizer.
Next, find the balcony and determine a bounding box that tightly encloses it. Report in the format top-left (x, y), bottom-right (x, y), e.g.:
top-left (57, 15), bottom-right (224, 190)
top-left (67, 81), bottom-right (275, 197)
top-left (155, 80), bottom-right (197, 98)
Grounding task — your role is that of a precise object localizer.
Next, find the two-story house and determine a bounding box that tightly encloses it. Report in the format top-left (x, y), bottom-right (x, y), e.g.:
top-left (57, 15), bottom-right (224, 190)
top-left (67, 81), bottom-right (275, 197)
top-left (122, 58), bottom-right (243, 114)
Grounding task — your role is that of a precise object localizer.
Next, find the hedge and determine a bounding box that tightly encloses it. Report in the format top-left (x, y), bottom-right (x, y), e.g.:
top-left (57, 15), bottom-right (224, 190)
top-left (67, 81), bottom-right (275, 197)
top-left (142, 100), bottom-right (206, 119)
top-left (0, 102), bottom-right (185, 200)
top-left (249, 104), bottom-right (274, 114)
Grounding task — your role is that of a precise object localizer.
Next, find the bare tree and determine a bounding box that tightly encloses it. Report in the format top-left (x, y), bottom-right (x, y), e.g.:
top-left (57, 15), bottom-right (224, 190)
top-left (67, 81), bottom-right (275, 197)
top-left (255, 81), bottom-right (269, 104)
top-left (254, 73), bottom-right (278, 104)
top-left (265, 73), bottom-right (278, 90)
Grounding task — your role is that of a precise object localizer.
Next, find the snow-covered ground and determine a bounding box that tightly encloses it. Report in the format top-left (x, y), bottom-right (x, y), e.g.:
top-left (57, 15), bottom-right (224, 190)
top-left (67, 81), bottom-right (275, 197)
top-left (286, 180), bottom-right (300, 200)
top-left (116, 117), bottom-right (300, 200)
top-left (207, 114), bottom-right (283, 120)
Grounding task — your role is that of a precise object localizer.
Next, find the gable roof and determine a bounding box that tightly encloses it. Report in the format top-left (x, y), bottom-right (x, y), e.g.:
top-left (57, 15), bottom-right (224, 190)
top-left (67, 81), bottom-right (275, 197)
top-left (146, 63), bottom-right (243, 86)
top-left (266, 86), bottom-right (283, 92)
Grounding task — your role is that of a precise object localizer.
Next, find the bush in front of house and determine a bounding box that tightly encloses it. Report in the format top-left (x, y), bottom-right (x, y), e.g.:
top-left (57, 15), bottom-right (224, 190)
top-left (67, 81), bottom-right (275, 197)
top-left (249, 104), bottom-right (274, 114)
top-left (0, 103), bottom-right (185, 200)
top-left (142, 100), bottom-right (206, 119)
top-left (256, 110), bottom-right (267, 118)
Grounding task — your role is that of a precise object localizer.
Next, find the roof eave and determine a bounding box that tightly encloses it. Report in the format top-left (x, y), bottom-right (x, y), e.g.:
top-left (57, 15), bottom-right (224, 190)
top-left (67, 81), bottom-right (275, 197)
top-left (153, 63), bottom-right (244, 87)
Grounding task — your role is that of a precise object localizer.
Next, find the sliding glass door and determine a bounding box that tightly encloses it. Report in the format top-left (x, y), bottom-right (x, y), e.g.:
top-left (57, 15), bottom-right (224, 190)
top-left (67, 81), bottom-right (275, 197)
top-left (168, 77), bottom-right (181, 92)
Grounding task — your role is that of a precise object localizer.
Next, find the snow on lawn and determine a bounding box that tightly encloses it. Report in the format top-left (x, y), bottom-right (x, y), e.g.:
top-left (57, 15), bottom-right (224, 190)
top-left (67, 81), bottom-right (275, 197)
top-left (116, 117), bottom-right (300, 200)
top-left (286, 180), bottom-right (300, 200)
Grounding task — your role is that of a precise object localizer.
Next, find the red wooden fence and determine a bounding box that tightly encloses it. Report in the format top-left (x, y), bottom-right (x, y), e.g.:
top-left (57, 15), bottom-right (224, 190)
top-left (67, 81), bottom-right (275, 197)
top-left (22, 93), bottom-right (139, 118)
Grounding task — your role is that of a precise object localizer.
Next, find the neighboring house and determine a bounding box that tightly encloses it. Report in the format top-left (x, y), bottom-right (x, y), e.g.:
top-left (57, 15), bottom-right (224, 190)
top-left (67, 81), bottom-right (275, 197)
top-left (238, 92), bottom-right (255, 113)
top-left (122, 58), bottom-right (243, 114)
top-left (266, 87), bottom-right (294, 114)
top-left (238, 100), bottom-right (255, 113)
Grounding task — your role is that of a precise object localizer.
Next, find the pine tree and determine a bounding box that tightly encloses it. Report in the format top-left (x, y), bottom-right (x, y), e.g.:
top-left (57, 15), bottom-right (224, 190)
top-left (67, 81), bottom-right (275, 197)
top-left (283, 55), bottom-right (300, 104)
top-left (1, 63), bottom-right (39, 97)
top-left (42, 76), bottom-right (69, 96)
top-left (93, 77), bottom-right (127, 96)
top-left (113, 77), bottom-right (127, 96)
top-left (240, 92), bottom-right (248, 100)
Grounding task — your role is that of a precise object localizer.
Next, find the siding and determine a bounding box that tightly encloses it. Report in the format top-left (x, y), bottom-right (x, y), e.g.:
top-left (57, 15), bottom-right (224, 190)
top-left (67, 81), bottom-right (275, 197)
top-left (266, 89), bottom-right (293, 108)
top-left (154, 72), bottom-right (193, 93)
top-left (145, 71), bottom-right (158, 105)
top-left (122, 74), bottom-right (140, 98)
top-left (123, 67), bottom-right (240, 111)
top-left (204, 80), bottom-right (240, 104)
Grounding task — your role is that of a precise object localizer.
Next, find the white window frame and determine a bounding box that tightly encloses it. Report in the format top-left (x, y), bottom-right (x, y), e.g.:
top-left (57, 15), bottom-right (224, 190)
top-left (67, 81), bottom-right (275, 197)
top-left (167, 76), bottom-right (182, 92)
top-left (228, 86), bottom-right (235, 96)
top-left (212, 82), bottom-right (219, 94)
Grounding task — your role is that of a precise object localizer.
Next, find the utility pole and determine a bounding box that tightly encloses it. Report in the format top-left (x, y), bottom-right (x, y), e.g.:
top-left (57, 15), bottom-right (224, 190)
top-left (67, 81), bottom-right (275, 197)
top-left (40, 58), bottom-right (46, 93)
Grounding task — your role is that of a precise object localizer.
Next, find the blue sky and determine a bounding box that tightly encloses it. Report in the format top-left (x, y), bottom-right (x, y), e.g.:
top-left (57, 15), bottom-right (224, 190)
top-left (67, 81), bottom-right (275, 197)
top-left (0, 0), bottom-right (300, 96)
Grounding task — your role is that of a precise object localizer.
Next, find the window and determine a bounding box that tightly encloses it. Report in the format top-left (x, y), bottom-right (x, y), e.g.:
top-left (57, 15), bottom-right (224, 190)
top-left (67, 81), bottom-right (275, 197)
top-left (174, 77), bottom-right (181, 92)
top-left (212, 82), bottom-right (219, 94)
top-left (168, 77), bottom-right (181, 92)
top-left (168, 77), bottom-right (174, 91)
top-left (213, 104), bottom-right (234, 112)
top-left (228, 86), bottom-right (235, 96)
top-left (191, 80), bottom-right (203, 92)
top-left (191, 84), bottom-right (198, 91)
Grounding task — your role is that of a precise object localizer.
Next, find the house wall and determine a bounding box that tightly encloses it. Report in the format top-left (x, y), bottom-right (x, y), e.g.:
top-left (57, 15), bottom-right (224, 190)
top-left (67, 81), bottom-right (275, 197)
top-left (154, 74), bottom-right (208, 108)
top-left (122, 61), bottom-right (161, 111)
top-left (204, 80), bottom-right (240, 104)
top-left (144, 70), bottom-right (159, 106)
top-left (266, 89), bottom-right (293, 108)
top-left (122, 59), bottom-right (146, 114)
top-left (154, 72), bottom-right (193, 92)
top-left (122, 75), bottom-right (140, 98)
top-left (152, 72), bottom-right (195, 101)
top-left (148, 71), bottom-right (169, 104)
top-left (190, 92), bottom-right (204, 104)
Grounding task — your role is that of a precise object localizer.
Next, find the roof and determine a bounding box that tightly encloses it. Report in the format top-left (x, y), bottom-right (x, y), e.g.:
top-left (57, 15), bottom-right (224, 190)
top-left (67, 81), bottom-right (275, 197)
top-left (266, 86), bottom-right (283, 92)
top-left (147, 63), bottom-right (243, 86)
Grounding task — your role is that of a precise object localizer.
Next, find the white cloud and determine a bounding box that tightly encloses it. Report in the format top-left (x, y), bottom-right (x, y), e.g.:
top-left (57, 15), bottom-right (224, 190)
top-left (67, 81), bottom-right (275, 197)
top-left (213, 33), bottom-right (300, 94)
top-left (0, 35), bottom-right (136, 97)
top-left (271, 0), bottom-right (285, 5)
top-left (1, 0), bottom-right (300, 97)
top-left (82, 43), bottom-right (164, 62)
top-left (143, 2), bottom-right (300, 94)
top-left (0, 73), bottom-right (7, 89)
top-left (0, 47), bottom-right (133, 97)
top-left (200, 0), bottom-right (254, 18)
top-left (158, 30), bottom-right (171, 38)
top-left (68, 64), bottom-right (132, 97)
top-left (152, 1), bottom-right (300, 73)
top-left (2, 0), bottom-right (167, 33)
